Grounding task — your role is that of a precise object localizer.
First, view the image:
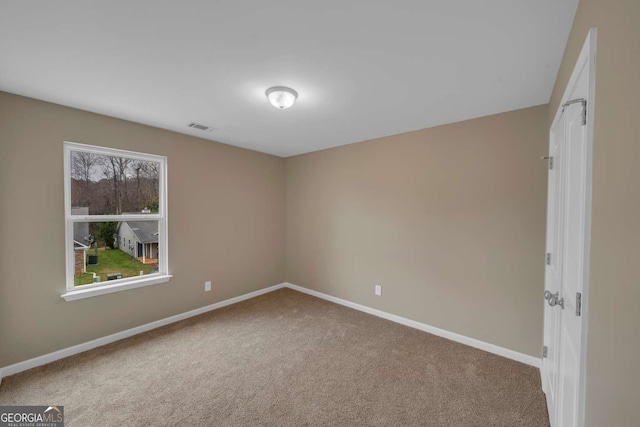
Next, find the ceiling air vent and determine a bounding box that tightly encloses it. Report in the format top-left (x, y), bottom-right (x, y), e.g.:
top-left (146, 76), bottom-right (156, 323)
top-left (187, 122), bottom-right (215, 132)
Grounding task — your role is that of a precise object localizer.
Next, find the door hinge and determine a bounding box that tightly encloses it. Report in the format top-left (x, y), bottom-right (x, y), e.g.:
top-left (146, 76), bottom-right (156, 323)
top-left (540, 156), bottom-right (554, 170)
top-left (543, 346), bottom-right (548, 358)
top-left (576, 292), bottom-right (582, 316)
top-left (562, 98), bottom-right (587, 125)
top-left (546, 253), bottom-right (552, 265)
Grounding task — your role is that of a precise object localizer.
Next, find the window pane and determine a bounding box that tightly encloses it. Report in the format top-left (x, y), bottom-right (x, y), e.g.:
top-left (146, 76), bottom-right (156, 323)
top-left (70, 150), bottom-right (160, 215)
top-left (72, 221), bottom-right (160, 287)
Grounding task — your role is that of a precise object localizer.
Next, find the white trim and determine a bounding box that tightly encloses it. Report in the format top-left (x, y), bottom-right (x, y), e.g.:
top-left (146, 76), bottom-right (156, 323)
top-left (63, 141), bottom-right (167, 165)
top-left (63, 141), bottom-right (169, 294)
top-left (578, 27), bottom-right (596, 427)
top-left (73, 240), bottom-right (90, 249)
top-left (64, 145), bottom-right (73, 288)
top-left (1, 283), bottom-right (287, 381)
top-left (284, 283), bottom-right (541, 368)
top-left (70, 214), bottom-right (162, 222)
top-left (61, 274), bottom-right (173, 301)
top-left (1, 281), bottom-right (540, 383)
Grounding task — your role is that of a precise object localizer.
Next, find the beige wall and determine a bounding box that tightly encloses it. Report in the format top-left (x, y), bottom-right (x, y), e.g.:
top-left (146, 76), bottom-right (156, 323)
top-left (549, 0), bottom-right (640, 425)
top-left (285, 105), bottom-right (549, 357)
top-left (7, 6), bottom-right (636, 419)
top-left (0, 92), bottom-right (285, 367)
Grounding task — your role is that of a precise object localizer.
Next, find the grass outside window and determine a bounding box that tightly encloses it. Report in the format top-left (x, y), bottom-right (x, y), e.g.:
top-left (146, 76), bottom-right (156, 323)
top-left (75, 248), bottom-right (158, 286)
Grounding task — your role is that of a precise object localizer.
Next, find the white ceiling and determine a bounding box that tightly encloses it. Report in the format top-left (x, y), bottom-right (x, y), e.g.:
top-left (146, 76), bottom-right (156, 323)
top-left (0, 0), bottom-right (578, 157)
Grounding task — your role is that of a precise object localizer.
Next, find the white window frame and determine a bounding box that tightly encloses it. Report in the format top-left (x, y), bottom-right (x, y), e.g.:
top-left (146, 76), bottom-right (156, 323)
top-left (61, 142), bottom-right (171, 301)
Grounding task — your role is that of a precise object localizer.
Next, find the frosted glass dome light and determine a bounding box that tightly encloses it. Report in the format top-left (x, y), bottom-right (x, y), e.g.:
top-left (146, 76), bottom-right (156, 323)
top-left (266, 86), bottom-right (298, 109)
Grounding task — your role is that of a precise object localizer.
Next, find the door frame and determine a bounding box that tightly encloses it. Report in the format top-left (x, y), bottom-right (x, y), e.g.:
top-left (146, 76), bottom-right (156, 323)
top-left (542, 27), bottom-right (597, 427)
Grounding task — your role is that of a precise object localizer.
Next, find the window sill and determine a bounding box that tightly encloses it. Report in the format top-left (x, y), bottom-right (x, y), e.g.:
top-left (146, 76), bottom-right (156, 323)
top-left (61, 275), bottom-right (172, 301)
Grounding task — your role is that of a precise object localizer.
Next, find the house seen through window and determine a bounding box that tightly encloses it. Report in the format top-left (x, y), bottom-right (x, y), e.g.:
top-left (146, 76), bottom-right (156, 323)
top-left (64, 142), bottom-right (168, 296)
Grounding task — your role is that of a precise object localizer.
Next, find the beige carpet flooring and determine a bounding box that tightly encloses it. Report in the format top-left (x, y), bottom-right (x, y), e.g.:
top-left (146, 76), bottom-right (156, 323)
top-left (0, 288), bottom-right (549, 426)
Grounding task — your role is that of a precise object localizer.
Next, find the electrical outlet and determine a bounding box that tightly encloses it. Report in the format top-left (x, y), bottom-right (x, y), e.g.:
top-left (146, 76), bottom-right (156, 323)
top-left (205, 281), bottom-right (211, 292)
top-left (375, 285), bottom-right (382, 296)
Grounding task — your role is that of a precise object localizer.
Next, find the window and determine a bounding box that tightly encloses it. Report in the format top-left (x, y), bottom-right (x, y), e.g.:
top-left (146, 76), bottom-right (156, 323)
top-left (62, 142), bottom-right (170, 301)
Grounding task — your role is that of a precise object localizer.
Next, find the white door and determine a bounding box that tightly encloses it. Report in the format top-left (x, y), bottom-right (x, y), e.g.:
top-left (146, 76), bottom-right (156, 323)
top-left (557, 92), bottom-right (588, 427)
top-left (542, 108), bottom-right (566, 420)
top-left (541, 28), bottom-right (595, 427)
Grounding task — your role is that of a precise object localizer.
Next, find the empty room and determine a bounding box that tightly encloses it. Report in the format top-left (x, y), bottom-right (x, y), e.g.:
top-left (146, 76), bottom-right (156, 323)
top-left (0, 0), bottom-right (638, 426)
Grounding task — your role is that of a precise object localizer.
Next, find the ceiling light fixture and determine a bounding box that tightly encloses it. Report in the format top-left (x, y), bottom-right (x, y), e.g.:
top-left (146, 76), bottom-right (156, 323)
top-left (266, 86), bottom-right (298, 109)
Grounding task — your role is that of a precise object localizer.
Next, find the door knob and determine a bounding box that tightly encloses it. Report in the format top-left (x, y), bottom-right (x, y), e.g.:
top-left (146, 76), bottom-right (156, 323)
top-left (545, 291), bottom-right (564, 309)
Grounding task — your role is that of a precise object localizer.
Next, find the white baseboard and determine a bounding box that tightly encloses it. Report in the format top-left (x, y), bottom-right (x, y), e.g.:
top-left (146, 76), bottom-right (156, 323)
top-left (284, 282), bottom-right (541, 368)
top-left (0, 283), bottom-right (287, 382)
top-left (0, 280), bottom-right (540, 383)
